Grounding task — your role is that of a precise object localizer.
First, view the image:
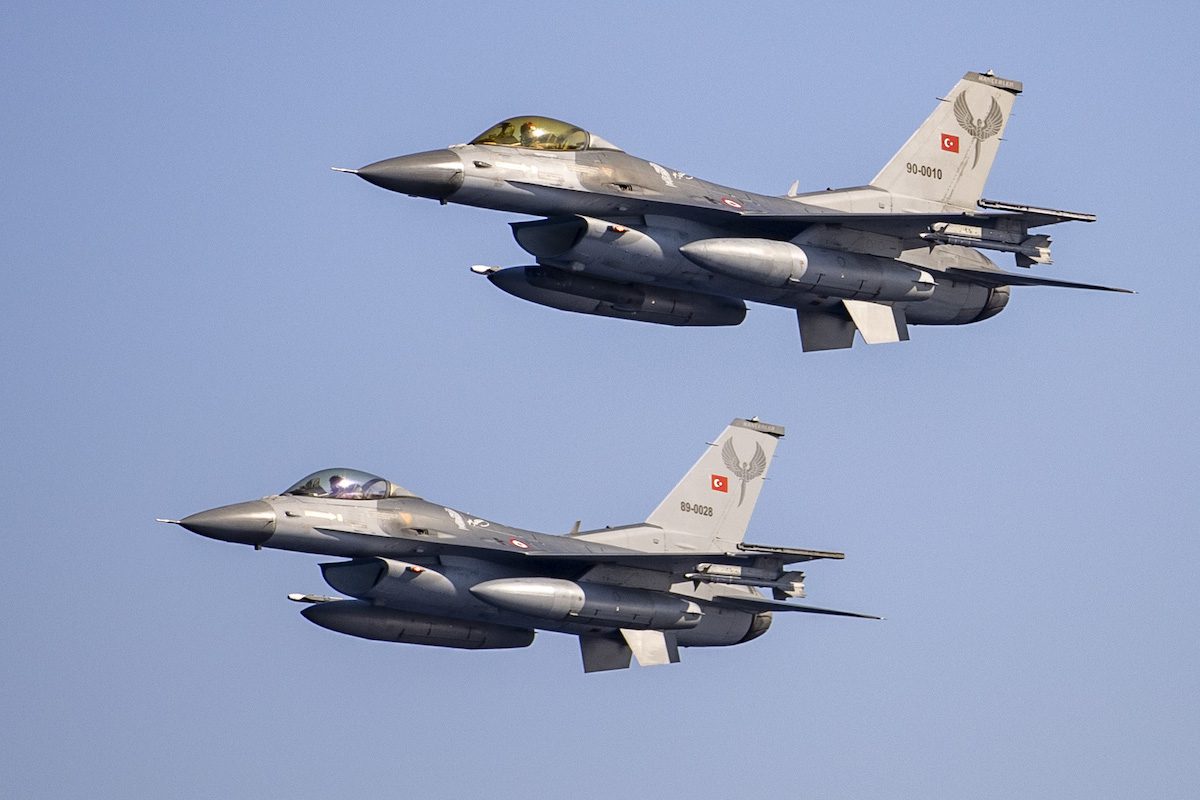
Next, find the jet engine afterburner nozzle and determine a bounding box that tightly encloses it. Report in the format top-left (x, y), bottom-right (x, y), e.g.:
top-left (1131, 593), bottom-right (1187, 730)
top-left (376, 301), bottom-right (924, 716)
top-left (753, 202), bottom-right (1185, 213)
top-left (179, 501), bottom-right (276, 546)
top-left (354, 149), bottom-right (464, 200)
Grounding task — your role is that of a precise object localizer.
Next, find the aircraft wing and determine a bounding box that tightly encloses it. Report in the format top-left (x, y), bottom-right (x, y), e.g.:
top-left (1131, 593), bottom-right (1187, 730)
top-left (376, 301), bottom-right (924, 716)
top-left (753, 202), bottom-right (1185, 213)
top-left (515, 549), bottom-right (838, 577)
top-left (473, 544), bottom-right (835, 574)
top-left (319, 525), bottom-right (838, 577)
top-left (507, 180), bottom-right (1009, 234)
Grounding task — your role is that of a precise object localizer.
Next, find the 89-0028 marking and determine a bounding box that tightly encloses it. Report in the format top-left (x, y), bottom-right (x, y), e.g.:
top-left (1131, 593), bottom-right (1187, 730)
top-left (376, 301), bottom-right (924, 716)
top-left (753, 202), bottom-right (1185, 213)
top-left (680, 501), bottom-right (713, 516)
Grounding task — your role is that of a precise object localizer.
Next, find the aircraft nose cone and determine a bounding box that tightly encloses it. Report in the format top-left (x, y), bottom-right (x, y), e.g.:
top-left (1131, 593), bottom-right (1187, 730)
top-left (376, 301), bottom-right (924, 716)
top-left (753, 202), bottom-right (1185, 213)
top-left (180, 501), bottom-right (276, 546)
top-left (355, 149), bottom-right (464, 200)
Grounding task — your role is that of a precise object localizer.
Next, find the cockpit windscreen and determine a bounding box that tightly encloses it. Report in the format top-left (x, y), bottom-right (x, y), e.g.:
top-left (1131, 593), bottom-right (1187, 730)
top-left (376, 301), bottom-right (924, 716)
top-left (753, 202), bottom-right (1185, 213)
top-left (470, 116), bottom-right (610, 151)
top-left (282, 469), bottom-right (414, 500)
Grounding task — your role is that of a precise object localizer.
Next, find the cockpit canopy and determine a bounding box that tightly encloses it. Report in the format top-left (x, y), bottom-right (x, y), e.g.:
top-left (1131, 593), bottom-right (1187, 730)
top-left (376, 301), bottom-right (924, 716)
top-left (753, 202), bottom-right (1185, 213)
top-left (283, 468), bottom-right (415, 501)
top-left (469, 116), bottom-right (621, 152)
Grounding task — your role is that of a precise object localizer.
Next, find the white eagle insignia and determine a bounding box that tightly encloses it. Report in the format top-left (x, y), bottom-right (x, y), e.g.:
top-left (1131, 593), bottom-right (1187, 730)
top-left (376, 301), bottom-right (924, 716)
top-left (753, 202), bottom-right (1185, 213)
top-left (953, 92), bottom-right (1004, 169)
top-left (721, 439), bottom-right (766, 507)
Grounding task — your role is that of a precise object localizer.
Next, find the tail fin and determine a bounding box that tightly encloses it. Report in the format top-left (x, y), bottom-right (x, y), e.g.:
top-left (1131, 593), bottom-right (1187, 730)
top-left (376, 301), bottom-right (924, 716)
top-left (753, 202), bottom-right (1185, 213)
top-left (871, 71), bottom-right (1022, 210)
top-left (645, 418), bottom-right (784, 551)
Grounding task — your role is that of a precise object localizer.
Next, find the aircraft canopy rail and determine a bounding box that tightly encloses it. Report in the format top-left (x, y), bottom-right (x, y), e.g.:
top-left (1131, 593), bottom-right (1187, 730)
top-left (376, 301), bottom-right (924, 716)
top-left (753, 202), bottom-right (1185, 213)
top-left (283, 468), bottom-right (415, 500)
top-left (470, 116), bottom-right (622, 152)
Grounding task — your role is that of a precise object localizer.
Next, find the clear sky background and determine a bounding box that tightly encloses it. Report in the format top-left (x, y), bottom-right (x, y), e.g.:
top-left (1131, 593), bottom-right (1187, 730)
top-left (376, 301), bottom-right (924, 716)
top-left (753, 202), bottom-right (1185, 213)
top-left (3, 3), bottom-right (1197, 798)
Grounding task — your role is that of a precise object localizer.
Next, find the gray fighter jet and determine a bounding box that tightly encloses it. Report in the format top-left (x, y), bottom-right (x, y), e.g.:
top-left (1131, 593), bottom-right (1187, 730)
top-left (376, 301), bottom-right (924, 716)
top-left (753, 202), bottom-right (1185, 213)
top-left (162, 419), bottom-right (876, 672)
top-left (339, 71), bottom-right (1128, 351)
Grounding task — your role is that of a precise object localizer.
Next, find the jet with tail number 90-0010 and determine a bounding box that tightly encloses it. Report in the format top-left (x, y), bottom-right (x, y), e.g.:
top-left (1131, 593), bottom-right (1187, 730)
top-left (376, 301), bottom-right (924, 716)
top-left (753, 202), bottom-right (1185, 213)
top-left (339, 71), bottom-right (1128, 352)
top-left (161, 419), bottom-right (876, 672)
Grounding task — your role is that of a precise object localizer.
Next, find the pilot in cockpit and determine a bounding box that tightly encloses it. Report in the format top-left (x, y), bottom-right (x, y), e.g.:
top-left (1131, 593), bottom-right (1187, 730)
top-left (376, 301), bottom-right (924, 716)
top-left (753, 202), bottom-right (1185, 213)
top-left (282, 468), bottom-right (417, 501)
top-left (328, 475), bottom-right (359, 499)
top-left (519, 121), bottom-right (539, 148)
top-left (492, 121), bottom-right (517, 144)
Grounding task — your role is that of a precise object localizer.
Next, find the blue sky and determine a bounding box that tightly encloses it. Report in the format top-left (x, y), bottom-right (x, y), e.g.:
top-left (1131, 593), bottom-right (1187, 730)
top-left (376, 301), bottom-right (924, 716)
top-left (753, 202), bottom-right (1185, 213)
top-left (3, 3), bottom-right (1197, 798)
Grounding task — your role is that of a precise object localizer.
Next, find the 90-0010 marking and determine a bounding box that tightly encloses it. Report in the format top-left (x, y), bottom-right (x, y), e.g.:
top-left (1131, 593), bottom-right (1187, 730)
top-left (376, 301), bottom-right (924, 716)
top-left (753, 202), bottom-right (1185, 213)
top-left (906, 162), bottom-right (942, 179)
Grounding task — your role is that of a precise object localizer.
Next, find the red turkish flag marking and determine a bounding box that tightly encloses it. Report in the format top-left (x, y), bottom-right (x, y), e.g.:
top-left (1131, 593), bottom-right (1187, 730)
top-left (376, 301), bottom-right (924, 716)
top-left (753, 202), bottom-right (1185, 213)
top-left (941, 133), bottom-right (960, 153)
top-left (711, 474), bottom-right (728, 492)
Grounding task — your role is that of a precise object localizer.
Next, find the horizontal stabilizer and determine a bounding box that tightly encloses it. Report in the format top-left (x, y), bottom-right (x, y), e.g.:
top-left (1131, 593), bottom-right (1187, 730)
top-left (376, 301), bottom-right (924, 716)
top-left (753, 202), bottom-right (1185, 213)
top-left (977, 198), bottom-right (1096, 226)
top-left (707, 594), bottom-right (881, 620)
top-left (938, 267), bottom-right (1133, 293)
top-left (738, 542), bottom-right (845, 561)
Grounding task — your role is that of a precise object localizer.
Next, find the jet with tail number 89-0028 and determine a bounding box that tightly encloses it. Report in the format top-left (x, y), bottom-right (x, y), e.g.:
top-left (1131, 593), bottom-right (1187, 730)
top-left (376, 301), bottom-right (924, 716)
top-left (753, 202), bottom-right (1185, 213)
top-left (161, 419), bottom-right (876, 672)
top-left (339, 71), bottom-right (1128, 351)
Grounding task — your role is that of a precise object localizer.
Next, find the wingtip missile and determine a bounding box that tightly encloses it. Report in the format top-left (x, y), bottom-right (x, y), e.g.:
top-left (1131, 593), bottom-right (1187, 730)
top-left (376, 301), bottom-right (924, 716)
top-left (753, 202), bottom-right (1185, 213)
top-left (287, 593), bottom-right (341, 604)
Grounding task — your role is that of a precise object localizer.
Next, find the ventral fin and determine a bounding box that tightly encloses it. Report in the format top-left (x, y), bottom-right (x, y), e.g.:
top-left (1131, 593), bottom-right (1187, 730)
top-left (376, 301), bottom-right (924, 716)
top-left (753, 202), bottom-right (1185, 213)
top-left (842, 300), bottom-right (909, 345)
top-left (619, 629), bottom-right (681, 667)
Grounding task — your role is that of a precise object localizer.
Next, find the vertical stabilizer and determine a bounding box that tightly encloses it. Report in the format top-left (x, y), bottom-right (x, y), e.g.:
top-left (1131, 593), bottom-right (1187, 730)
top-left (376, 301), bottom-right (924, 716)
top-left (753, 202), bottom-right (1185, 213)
top-left (871, 71), bottom-right (1022, 210)
top-left (645, 418), bottom-right (784, 551)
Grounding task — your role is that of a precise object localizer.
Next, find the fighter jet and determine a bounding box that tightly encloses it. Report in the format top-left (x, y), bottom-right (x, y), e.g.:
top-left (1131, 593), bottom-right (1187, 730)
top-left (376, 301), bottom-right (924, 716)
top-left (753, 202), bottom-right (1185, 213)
top-left (161, 419), bottom-right (876, 672)
top-left (339, 71), bottom-right (1129, 351)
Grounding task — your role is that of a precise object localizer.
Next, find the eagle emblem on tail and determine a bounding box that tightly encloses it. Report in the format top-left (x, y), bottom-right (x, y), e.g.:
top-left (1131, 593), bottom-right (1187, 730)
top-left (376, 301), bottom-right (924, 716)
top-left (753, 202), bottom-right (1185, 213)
top-left (721, 439), bottom-right (767, 507)
top-left (953, 92), bottom-right (1004, 169)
